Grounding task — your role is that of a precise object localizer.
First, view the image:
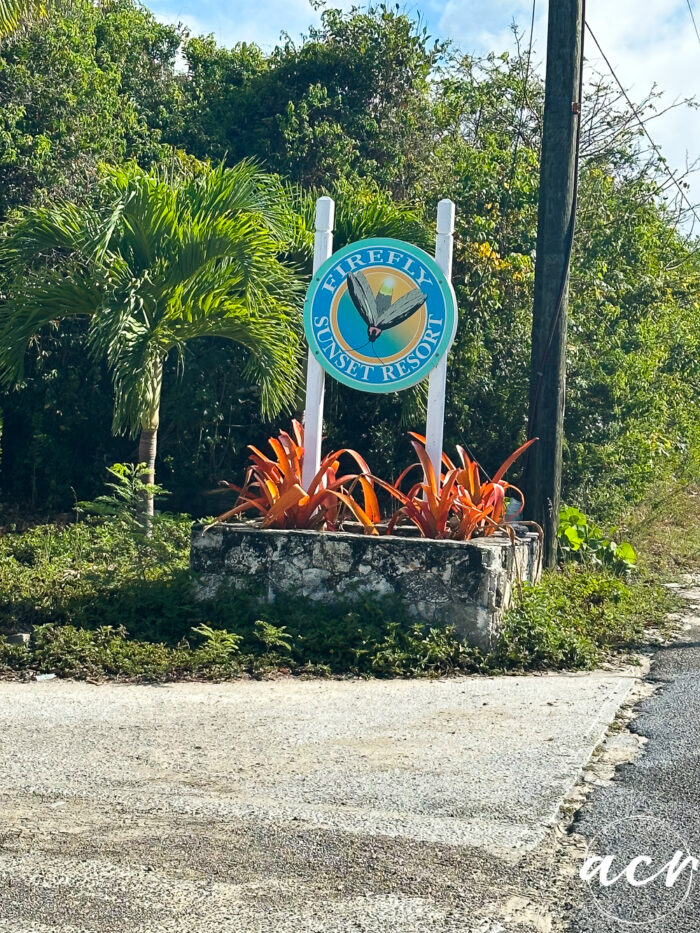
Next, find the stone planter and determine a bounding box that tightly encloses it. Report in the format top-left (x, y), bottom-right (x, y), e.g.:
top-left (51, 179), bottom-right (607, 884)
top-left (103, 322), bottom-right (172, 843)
top-left (190, 524), bottom-right (541, 652)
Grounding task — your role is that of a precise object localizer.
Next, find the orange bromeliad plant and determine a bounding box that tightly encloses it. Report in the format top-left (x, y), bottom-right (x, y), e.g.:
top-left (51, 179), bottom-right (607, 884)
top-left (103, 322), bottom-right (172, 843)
top-left (207, 422), bottom-right (535, 541)
top-left (376, 433), bottom-right (537, 540)
top-left (209, 420), bottom-right (380, 533)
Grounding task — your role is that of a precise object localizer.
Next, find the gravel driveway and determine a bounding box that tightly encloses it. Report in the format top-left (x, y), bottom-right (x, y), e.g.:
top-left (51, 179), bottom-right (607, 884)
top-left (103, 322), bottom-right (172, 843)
top-left (0, 672), bottom-right (638, 931)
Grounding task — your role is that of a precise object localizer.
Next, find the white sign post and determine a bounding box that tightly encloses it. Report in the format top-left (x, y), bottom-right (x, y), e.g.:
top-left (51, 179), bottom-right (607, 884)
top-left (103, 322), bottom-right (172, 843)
top-left (425, 198), bottom-right (456, 488)
top-left (302, 196), bottom-right (335, 490)
top-left (302, 196), bottom-right (455, 491)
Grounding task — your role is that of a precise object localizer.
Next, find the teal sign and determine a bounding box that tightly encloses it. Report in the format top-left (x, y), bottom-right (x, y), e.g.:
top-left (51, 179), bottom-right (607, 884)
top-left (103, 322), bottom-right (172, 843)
top-left (304, 238), bottom-right (458, 393)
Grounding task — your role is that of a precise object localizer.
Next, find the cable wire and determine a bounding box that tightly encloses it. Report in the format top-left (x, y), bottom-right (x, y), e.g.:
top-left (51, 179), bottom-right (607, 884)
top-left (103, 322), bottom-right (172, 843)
top-left (509, 0), bottom-right (538, 187)
top-left (585, 21), bottom-right (700, 229)
top-left (686, 0), bottom-right (700, 46)
top-left (528, 15), bottom-right (700, 438)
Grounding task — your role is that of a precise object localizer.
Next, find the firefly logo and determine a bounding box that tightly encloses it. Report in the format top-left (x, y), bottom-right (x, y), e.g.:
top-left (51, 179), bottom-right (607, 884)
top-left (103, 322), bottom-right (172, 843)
top-left (346, 269), bottom-right (427, 343)
top-left (303, 237), bottom-right (457, 394)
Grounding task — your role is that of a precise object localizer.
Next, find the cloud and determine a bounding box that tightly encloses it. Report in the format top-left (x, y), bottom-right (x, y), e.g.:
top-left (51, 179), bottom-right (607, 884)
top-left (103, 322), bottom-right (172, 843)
top-left (149, 0), bottom-right (323, 49)
top-left (585, 1), bottom-right (700, 195)
top-left (438, 0), bottom-right (700, 211)
top-left (439, 0), bottom-right (545, 56)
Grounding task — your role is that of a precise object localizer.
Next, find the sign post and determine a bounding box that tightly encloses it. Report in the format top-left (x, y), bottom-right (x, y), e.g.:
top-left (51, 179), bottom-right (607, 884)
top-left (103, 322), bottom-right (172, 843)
top-left (302, 200), bottom-right (457, 489)
top-left (302, 196), bottom-right (335, 490)
top-left (425, 199), bottom-right (456, 486)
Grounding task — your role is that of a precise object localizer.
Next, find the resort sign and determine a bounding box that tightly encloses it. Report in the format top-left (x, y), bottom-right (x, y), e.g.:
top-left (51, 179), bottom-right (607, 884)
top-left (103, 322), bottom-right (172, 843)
top-left (301, 197), bottom-right (457, 490)
top-left (304, 238), bottom-right (457, 393)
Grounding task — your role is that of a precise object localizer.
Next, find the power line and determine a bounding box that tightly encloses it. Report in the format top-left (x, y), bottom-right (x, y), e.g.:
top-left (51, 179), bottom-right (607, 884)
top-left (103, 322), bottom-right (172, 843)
top-left (527, 15), bottom-right (698, 448)
top-left (585, 21), bottom-right (700, 231)
top-left (509, 0), bottom-right (537, 181)
top-left (686, 0), bottom-right (700, 46)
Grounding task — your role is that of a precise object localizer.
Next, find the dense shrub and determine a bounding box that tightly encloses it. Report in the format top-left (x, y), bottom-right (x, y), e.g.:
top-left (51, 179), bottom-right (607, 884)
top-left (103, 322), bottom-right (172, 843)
top-left (491, 570), bottom-right (675, 671)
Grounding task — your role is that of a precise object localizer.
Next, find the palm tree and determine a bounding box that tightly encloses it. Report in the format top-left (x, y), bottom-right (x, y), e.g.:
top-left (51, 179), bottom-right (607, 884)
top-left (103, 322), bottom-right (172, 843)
top-left (0, 160), bottom-right (302, 515)
top-left (0, 0), bottom-right (45, 36)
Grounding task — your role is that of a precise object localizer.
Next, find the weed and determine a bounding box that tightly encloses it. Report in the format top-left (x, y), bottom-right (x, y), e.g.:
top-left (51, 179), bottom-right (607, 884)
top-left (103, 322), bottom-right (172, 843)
top-left (493, 568), bottom-right (679, 671)
top-left (558, 505), bottom-right (637, 575)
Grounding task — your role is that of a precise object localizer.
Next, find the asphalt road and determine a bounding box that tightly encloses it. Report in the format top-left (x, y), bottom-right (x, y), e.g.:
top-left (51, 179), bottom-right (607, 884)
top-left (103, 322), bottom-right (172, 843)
top-left (570, 580), bottom-right (700, 931)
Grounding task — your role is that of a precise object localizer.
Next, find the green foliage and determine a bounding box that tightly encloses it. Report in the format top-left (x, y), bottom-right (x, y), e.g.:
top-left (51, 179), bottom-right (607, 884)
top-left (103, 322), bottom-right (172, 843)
top-left (253, 619), bottom-right (292, 653)
top-left (0, 4), bottom-right (692, 690)
top-left (0, 634), bottom-right (31, 671)
top-left (27, 623), bottom-right (242, 680)
top-left (0, 512), bottom-right (198, 638)
top-left (0, 0), bottom-right (45, 38)
top-left (0, 0), bottom-right (180, 217)
top-left (558, 506), bottom-right (637, 575)
top-left (0, 2), bottom-right (698, 528)
top-left (623, 483), bottom-right (700, 578)
top-left (492, 569), bottom-right (678, 671)
top-left (171, 6), bottom-right (446, 193)
top-left (191, 623), bottom-right (242, 664)
top-left (0, 319), bottom-right (128, 508)
top-left (0, 159), bottom-right (303, 440)
top-left (0, 513), bottom-right (678, 681)
top-left (369, 622), bottom-right (478, 676)
top-left (78, 462), bottom-right (164, 531)
top-left (564, 168), bottom-right (700, 517)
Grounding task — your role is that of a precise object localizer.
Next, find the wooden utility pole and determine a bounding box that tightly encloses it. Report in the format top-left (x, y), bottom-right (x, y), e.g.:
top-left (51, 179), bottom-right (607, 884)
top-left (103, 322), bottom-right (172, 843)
top-left (524, 0), bottom-right (584, 569)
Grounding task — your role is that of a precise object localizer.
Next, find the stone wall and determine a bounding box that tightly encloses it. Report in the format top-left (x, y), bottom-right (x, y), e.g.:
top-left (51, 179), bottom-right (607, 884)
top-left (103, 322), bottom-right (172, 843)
top-left (190, 524), bottom-right (541, 652)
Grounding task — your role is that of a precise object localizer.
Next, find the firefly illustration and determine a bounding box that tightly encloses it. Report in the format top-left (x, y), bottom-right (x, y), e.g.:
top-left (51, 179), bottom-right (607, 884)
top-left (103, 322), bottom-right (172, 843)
top-left (346, 271), bottom-right (427, 343)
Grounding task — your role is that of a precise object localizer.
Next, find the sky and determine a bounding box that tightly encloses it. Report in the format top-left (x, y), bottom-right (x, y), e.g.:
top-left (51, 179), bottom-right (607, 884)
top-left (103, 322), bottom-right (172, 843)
top-left (147, 0), bottom-right (700, 217)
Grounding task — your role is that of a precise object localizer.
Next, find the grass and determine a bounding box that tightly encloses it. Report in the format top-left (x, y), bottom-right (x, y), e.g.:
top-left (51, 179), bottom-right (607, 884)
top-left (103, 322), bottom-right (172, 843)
top-left (492, 569), bottom-right (677, 671)
top-left (0, 499), bottom-right (682, 680)
top-left (621, 483), bottom-right (700, 578)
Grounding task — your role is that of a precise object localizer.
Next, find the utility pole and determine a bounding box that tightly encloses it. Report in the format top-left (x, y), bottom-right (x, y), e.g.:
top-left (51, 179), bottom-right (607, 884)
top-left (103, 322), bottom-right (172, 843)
top-left (524, 0), bottom-right (584, 569)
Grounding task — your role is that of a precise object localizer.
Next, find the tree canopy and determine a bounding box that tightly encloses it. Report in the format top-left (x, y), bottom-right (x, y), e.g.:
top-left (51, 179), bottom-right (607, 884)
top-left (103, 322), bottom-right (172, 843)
top-left (0, 0), bottom-right (698, 517)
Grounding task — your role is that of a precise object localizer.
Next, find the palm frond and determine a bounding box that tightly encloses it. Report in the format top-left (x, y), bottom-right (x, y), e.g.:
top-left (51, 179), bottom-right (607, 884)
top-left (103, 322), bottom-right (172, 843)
top-left (292, 186), bottom-right (430, 266)
top-left (0, 0), bottom-right (44, 37)
top-left (0, 202), bottom-right (98, 275)
top-left (183, 161), bottom-right (295, 242)
top-left (0, 158), bottom-right (305, 433)
top-left (0, 268), bottom-right (103, 383)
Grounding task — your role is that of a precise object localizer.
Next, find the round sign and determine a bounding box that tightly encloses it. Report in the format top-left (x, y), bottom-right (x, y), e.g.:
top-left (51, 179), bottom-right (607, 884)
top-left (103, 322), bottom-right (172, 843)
top-left (304, 238), bottom-right (458, 393)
